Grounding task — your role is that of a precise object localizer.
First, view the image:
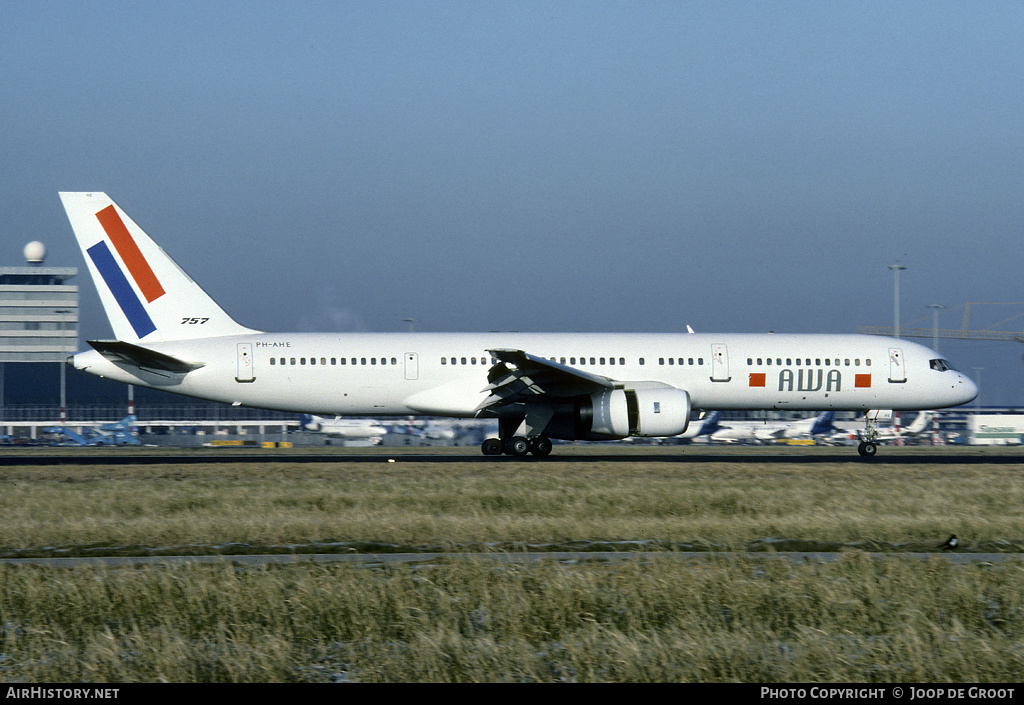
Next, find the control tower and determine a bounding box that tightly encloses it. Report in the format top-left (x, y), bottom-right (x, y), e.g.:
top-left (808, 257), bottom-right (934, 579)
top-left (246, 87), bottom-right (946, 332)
top-left (0, 241), bottom-right (78, 421)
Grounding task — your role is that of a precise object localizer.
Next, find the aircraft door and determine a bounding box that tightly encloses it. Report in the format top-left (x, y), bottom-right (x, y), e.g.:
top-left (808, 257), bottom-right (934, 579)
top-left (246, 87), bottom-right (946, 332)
top-left (888, 348), bottom-right (906, 383)
top-left (405, 352), bottom-right (418, 381)
top-left (236, 343), bottom-right (255, 383)
top-left (711, 344), bottom-right (730, 382)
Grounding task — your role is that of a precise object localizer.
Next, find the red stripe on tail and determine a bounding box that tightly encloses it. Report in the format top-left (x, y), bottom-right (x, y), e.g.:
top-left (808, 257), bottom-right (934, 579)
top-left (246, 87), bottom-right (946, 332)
top-left (95, 205), bottom-right (165, 303)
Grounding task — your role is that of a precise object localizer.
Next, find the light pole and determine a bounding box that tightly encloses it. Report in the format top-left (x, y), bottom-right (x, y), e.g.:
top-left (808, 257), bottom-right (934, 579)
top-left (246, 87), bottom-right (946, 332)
top-left (889, 263), bottom-right (906, 339)
top-left (928, 304), bottom-right (945, 351)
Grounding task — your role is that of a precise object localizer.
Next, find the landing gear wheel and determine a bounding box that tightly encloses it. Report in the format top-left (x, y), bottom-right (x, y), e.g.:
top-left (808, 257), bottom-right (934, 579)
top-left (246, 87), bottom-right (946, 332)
top-left (481, 438), bottom-right (503, 456)
top-left (530, 436), bottom-right (553, 457)
top-left (505, 436), bottom-right (531, 457)
top-left (858, 442), bottom-right (877, 457)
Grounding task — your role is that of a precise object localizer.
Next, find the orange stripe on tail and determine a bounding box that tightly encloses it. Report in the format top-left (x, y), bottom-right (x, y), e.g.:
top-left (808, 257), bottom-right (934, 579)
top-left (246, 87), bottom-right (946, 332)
top-left (95, 205), bottom-right (166, 303)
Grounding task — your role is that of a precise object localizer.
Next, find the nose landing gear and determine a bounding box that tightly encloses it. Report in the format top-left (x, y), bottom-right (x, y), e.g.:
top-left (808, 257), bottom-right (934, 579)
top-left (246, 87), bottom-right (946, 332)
top-left (857, 441), bottom-right (877, 457)
top-left (858, 410), bottom-right (888, 457)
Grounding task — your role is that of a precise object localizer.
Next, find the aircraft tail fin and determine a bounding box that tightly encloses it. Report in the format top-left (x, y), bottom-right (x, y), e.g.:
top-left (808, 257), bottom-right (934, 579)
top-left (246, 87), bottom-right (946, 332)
top-left (810, 411), bottom-right (836, 435)
top-left (60, 192), bottom-right (260, 343)
top-left (905, 410), bottom-right (934, 435)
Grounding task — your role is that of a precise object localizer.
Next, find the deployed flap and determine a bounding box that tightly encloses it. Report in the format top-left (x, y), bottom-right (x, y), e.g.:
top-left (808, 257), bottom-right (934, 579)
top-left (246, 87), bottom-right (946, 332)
top-left (478, 348), bottom-right (614, 410)
top-left (88, 340), bottom-right (205, 374)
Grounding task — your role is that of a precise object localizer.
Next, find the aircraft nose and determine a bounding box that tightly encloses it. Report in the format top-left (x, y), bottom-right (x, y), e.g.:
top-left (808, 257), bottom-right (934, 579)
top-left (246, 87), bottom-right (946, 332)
top-left (957, 373), bottom-right (979, 406)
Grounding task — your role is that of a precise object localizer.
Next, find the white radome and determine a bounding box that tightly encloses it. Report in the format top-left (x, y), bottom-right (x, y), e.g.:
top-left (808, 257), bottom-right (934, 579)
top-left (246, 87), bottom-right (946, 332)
top-left (24, 241), bottom-right (46, 264)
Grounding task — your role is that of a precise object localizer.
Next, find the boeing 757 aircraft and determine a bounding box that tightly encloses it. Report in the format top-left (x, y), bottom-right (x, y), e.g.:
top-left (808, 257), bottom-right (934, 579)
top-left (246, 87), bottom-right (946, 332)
top-left (60, 192), bottom-right (978, 457)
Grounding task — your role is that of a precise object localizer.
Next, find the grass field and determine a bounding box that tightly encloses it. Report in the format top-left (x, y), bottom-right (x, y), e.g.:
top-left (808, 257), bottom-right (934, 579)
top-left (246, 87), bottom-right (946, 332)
top-left (1, 445), bottom-right (1023, 681)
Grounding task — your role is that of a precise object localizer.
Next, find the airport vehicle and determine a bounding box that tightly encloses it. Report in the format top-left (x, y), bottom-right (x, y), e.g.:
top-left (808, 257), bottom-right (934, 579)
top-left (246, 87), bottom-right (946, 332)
top-left (60, 192), bottom-right (977, 457)
top-left (708, 411), bottom-right (835, 444)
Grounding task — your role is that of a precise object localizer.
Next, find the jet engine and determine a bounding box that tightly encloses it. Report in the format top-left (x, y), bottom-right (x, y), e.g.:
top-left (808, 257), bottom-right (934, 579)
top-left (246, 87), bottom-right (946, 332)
top-left (540, 387), bottom-right (691, 441)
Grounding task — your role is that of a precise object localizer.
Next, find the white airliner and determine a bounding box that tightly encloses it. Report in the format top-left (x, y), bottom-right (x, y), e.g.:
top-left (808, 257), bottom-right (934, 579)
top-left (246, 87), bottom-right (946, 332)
top-left (678, 411), bottom-right (722, 441)
top-left (827, 410), bottom-right (936, 445)
top-left (60, 192), bottom-right (978, 457)
top-left (708, 411), bottom-right (836, 444)
top-left (299, 414), bottom-right (388, 441)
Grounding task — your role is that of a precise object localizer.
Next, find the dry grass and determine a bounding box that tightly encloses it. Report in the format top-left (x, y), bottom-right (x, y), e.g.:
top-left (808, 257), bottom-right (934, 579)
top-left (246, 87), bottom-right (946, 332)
top-left (1, 447), bottom-right (1023, 553)
top-left (1, 555), bottom-right (1022, 682)
top-left (1, 446), bottom-right (1023, 681)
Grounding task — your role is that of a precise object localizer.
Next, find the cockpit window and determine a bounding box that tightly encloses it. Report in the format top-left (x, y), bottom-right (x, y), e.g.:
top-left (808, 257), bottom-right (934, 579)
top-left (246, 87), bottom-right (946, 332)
top-left (930, 359), bottom-right (954, 372)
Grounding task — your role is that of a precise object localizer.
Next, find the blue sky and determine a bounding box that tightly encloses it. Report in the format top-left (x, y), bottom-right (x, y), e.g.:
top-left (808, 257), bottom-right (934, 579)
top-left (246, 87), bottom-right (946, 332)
top-left (3, 1), bottom-right (1023, 405)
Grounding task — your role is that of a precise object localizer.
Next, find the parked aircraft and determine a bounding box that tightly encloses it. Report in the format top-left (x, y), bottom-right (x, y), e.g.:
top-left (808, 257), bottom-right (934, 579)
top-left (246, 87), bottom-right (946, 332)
top-left (708, 411), bottom-right (835, 444)
top-left (298, 414), bottom-right (387, 441)
top-left (60, 192), bottom-right (977, 457)
top-left (678, 411), bottom-right (722, 441)
top-left (42, 416), bottom-right (141, 446)
top-left (826, 410), bottom-right (935, 445)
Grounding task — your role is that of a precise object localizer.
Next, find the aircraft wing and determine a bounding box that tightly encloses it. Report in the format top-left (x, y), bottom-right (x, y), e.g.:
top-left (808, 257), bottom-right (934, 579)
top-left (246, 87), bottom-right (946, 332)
top-left (476, 348), bottom-right (614, 410)
top-left (88, 340), bottom-right (205, 374)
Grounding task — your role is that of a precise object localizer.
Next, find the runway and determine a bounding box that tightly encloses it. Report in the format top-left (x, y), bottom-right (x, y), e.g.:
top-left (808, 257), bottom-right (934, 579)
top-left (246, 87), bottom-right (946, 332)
top-left (2, 446), bottom-right (1023, 466)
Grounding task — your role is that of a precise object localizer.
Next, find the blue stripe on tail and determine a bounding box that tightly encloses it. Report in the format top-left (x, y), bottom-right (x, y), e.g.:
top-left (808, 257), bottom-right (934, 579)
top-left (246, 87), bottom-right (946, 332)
top-left (87, 241), bottom-right (157, 339)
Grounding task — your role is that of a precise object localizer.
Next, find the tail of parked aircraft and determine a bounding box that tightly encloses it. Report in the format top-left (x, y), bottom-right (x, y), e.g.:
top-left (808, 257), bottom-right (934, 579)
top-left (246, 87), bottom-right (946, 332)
top-left (59, 192), bottom-right (258, 343)
top-left (810, 411), bottom-right (835, 435)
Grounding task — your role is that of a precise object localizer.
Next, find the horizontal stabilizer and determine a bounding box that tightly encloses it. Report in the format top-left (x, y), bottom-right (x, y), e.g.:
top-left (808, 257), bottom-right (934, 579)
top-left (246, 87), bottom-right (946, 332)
top-left (88, 340), bottom-right (205, 374)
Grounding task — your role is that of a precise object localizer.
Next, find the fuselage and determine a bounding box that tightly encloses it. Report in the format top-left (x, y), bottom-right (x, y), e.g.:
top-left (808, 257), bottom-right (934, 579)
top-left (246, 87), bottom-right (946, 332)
top-left (69, 331), bottom-right (978, 417)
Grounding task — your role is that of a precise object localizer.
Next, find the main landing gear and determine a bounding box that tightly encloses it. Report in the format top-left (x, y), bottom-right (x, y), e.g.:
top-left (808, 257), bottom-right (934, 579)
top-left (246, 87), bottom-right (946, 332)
top-left (481, 435), bottom-right (553, 457)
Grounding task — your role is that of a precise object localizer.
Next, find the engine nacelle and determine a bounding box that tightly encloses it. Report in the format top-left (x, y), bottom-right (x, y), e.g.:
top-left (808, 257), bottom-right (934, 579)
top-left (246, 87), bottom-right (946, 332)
top-left (583, 386), bottom-right (691, 440)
